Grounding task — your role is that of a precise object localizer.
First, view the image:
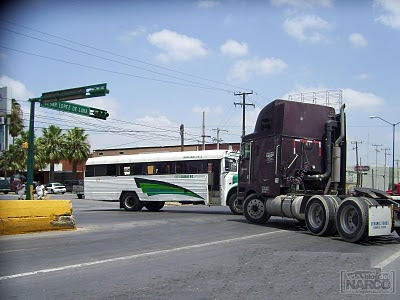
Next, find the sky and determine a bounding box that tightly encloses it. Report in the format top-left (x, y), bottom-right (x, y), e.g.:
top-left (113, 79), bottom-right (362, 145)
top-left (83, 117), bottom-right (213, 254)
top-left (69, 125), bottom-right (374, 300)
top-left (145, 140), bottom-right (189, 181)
top-left (0, 0), bottom-right (399, 167)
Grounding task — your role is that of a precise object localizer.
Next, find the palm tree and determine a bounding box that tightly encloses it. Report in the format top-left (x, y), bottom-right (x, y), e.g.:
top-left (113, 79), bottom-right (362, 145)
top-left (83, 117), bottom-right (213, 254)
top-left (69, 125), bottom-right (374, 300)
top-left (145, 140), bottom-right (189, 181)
top-left (64, 128), bottom-right (90, 179)
top-left (9, 99), bottom-right (24, 145)
top-left (41, 125), bottom-right (65, 182)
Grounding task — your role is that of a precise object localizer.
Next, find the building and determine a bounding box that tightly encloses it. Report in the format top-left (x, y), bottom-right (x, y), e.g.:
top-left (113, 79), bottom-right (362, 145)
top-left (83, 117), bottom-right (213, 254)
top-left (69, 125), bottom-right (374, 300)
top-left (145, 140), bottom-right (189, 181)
top-left (0, 87), bottom-right (11, 152)
top-left (92, 143), bottom-right (241, 157)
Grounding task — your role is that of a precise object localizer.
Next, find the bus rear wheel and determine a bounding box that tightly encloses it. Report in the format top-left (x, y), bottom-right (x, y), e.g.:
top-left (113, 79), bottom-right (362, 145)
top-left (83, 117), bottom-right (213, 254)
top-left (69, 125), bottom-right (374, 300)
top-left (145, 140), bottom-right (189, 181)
top-left (122, 193), bottom-right (144, 211)
top-left (144, 201), bottom-right (165, 212)
top-left (228, 193), bottom-right (242, 215)
top-left (243, 194), bottom-right (271, 224)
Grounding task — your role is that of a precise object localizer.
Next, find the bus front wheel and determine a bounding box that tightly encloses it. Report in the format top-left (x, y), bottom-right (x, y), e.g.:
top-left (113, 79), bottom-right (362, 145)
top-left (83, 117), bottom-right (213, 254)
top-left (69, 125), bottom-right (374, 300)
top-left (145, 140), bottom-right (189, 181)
top-left (228, 193), bottom-right (242, 215)
top-left (122, 193), bottom-right (144, 211)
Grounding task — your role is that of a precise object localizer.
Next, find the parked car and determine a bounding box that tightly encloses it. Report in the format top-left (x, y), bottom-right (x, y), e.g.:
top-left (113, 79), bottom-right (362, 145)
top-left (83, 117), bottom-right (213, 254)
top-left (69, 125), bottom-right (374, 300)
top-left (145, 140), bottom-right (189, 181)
top-left (63, 180), bottom-right (84, 192)
top-left (0, 178), bottom-right (11, 194)
top-left (46, 182), bottom-right (66, 194)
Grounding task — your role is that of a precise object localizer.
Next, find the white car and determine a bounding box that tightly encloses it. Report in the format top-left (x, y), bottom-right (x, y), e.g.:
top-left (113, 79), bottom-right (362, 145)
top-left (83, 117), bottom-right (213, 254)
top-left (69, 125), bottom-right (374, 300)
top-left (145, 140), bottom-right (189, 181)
top-left (46, 182), bottom-right (66, 194)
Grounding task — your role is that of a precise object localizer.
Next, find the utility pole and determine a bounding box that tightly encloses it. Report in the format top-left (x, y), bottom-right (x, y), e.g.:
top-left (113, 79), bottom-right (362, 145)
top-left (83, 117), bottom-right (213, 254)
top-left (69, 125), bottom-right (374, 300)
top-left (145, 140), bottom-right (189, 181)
top-left (212, 128), bottom-right (228, 150)
top-left (180, 124), bottom-right (184, 151)
top-left (234, 91), bottom-right (254, 138)
top-left (201, 112), bottom-right (211, 151)
top-left (202, 112), bottom-right (205, 151)
top-left (382, 148), bottom-right (391, 190)
top-left (372, 144), bottom-right (382, 189)
top-left (351, 141), bottom-right (363, 188)
top-left (396, 159), bottom-right (400, 183)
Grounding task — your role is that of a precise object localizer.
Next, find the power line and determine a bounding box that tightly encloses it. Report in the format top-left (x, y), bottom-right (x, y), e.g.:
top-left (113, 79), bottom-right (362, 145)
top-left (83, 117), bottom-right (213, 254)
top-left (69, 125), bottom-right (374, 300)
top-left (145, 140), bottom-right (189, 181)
top-left (0, 26), bottom-right (237, 93)
top-left (0, 19), bottom-right (252, 92)
top-left (0, 45), bottom-right (234, 93)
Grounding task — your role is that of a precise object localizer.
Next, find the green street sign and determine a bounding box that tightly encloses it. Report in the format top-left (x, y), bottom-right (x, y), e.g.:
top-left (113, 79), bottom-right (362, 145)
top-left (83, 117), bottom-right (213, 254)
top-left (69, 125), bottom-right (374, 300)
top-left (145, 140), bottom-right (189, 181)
top-left (40, 101), bottom-right (90, 116)
top-left (41, 83), bottom-right (109, 103)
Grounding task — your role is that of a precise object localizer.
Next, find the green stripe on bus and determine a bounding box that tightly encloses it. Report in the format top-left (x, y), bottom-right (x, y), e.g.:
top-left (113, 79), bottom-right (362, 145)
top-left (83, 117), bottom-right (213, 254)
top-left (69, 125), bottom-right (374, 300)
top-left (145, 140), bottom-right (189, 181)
top-left (134, 178), bottom-right (204, 199)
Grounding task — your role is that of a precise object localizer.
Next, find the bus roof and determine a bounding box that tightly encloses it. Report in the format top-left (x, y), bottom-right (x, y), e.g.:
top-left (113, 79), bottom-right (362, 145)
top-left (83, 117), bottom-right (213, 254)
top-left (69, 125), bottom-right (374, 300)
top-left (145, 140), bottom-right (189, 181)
top-left (86, 150), bottom-right (239, 165)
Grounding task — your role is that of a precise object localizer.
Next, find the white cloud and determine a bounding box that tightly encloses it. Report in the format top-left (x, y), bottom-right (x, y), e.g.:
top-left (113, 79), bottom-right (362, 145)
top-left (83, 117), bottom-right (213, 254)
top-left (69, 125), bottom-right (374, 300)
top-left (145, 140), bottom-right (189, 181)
top-left (228, 57), bottom-right (288, 82)
top-left (354, 73), bottom-right (372, 80)
top-left (271, 0), bottom-right (333, 8)
top-left (136, 115), bottom-right (176, 127)
top-left (282, 86), bottom-right (384, 113)
top-left (117, 27), bottom-right (147, 43)
top-left (348, 33), bottom-right (368, 47)
top-left (197, 0), bottom-right (220, 8)
top-left (0, 75), bottom-right (34, 100)
top-left (147, 29), bottom-right (207, 63)
top-left (374, 0), bottom-right (400, 30)
top-left (192, 106), bottom-right (224, 115)
top-left (342, 88), bottom-right (385, 113)
top-left (220, 39), bottom-right (249, 57)
top-left (283, 15), bottom-right (331, 43)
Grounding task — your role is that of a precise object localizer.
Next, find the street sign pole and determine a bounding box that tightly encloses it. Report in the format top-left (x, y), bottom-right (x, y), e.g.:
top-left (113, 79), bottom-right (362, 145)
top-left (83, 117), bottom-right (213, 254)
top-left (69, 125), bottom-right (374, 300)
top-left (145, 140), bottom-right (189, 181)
top-left (26, 98), bottom-right (40, 200)
top-left (25, 83), bottom-right (109, 200)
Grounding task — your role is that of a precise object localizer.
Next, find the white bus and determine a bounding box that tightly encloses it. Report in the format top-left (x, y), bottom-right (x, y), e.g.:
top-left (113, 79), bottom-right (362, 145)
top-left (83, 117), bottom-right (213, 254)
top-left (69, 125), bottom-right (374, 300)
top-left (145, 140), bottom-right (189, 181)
top-left (84, 150), bottom-right (241, 214)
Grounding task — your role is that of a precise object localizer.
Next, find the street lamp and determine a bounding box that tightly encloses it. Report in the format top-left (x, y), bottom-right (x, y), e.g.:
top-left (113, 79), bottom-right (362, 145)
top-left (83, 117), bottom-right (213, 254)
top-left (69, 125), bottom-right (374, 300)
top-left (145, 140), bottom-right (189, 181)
top-left (370, 116), bottom-right (400, 191)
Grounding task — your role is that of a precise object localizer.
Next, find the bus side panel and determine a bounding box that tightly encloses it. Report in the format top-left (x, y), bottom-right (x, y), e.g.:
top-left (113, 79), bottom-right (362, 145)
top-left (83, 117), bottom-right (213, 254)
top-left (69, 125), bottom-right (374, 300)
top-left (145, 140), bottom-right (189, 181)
top-left (84, 174), bottom-right (209, 203)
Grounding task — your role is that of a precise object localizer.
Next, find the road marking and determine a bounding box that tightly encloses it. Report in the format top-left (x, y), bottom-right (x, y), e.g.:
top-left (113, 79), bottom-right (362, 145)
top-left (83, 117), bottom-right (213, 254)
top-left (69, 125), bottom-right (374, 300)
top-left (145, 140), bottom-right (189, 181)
top-left (373, 250), bottom-right (400, 269)
top-left (0, 229), bottom-right (287, 281)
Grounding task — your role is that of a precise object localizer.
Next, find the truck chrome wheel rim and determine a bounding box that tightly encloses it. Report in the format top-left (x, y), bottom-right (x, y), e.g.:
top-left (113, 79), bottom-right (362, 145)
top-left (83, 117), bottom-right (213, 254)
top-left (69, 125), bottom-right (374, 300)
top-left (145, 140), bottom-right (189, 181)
top-left (308, 202), bottom-right (324, 228)
top-left (340, 206), bottom-right (358, 234)
top-left (247, 199), bottom-right (265, 219)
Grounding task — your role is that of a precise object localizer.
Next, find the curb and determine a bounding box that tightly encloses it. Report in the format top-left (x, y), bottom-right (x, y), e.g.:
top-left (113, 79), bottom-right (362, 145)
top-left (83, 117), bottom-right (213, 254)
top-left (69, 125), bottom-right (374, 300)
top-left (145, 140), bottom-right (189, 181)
top-left (0, 200), bottom-right (76, 235)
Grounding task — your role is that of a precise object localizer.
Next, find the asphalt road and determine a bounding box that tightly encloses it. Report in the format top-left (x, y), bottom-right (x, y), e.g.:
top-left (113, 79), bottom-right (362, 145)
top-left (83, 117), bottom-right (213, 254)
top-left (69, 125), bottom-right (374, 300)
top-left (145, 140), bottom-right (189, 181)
top-left (1, 193), bottom-right (400, 299)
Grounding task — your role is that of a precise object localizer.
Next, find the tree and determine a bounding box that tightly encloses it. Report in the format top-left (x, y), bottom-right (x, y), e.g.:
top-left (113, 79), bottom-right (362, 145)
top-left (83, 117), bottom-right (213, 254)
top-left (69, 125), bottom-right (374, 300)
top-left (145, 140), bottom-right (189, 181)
top-left (9, 99), bottom-right (24, 145)
top-left (40, 125), bottom-right (65, 182)
top-left (64, 128), bottom-right (90, 179)
top-left (0, 130), bottom-right (46, 176)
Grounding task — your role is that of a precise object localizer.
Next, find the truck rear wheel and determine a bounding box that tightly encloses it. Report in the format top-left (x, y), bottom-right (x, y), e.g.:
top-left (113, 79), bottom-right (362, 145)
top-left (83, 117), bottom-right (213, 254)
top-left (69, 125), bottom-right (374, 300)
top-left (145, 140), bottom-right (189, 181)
top-left (144, 201), bottom-right (165, 212)
top-left (243, 194), bottom-right (271, 224)
top-left (336, 197), bottom-right (370, 243)
top-left (77, 194), bottom-right (83, 199)
top-left (305, 195), bottom-right (339, 237)
top-left (228, 193), bottom-right (242, 215)
top-left (122, 193), bottom-right (144, 211)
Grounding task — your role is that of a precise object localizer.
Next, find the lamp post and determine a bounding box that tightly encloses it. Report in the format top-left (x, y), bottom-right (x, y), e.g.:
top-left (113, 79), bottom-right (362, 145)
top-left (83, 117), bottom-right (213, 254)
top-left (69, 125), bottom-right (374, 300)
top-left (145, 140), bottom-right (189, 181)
top-left (370, 116), bottom-right (400, 191)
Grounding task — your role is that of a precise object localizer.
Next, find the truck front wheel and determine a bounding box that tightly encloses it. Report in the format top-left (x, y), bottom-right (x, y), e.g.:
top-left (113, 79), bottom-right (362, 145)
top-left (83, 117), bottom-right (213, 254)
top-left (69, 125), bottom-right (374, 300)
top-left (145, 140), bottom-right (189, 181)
top-left (122, 193), bottom-right (144, 211)
top-left (243, 194), bottom-right (271, 224)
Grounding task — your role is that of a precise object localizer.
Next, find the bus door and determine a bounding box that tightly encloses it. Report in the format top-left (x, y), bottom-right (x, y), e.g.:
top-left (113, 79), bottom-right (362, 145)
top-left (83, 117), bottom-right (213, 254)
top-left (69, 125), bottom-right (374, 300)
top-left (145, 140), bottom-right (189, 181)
top-left (220, 157), bottom-right (238, 206)
top-left (207, 160), bottom-right (221, 205)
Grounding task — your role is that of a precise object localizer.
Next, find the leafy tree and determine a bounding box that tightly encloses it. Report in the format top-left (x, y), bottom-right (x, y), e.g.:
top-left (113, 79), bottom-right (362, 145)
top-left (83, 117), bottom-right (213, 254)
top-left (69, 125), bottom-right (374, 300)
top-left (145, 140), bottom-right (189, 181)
top-left (64, 127), bottom-right (90, 179)
top-left (0, 130), bottom-right (47, 175)
top-left (9, 99), bottom-right (24, 144)
top-left (40, 125), bottom-right (65, 182)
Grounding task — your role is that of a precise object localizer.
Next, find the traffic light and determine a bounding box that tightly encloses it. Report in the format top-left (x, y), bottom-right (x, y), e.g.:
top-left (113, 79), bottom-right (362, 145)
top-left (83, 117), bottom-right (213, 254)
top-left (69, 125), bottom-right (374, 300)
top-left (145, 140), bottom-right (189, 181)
top-left (22, 142), bottom-right (28, 149)
top-left (89, 107), bottom-right (109, 120)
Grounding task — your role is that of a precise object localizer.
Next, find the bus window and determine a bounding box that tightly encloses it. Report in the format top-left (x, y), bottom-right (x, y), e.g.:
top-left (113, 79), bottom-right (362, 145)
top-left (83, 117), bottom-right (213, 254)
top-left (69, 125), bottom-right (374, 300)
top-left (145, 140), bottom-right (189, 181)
top-left (131, 163), bottom-right (143, 175)
top-left (85, 165), bottom-right (94, 177)
top-left (146, 165), bottom-right (155, 175)
top-left (225, 158), bottom-right (238, 172)
top-left (119, 164), bottom-right (130, 176)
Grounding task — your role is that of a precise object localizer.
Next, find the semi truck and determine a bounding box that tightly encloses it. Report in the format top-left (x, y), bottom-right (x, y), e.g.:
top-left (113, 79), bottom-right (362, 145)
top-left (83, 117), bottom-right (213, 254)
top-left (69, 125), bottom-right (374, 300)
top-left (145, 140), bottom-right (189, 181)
top-left (237, 99), bottom-right (400, 243)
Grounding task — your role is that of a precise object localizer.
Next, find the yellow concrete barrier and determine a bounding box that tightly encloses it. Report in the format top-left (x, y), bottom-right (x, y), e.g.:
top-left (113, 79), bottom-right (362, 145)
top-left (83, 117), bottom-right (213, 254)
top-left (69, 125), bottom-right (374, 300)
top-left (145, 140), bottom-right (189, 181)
top-left (0, 200), bottom-right (76, 235)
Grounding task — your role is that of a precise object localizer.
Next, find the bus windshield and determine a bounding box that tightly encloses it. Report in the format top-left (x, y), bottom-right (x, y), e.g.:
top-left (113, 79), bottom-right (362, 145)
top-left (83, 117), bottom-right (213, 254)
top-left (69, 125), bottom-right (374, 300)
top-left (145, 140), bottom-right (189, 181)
top-left (225, 158), bottom-right (238, 172)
